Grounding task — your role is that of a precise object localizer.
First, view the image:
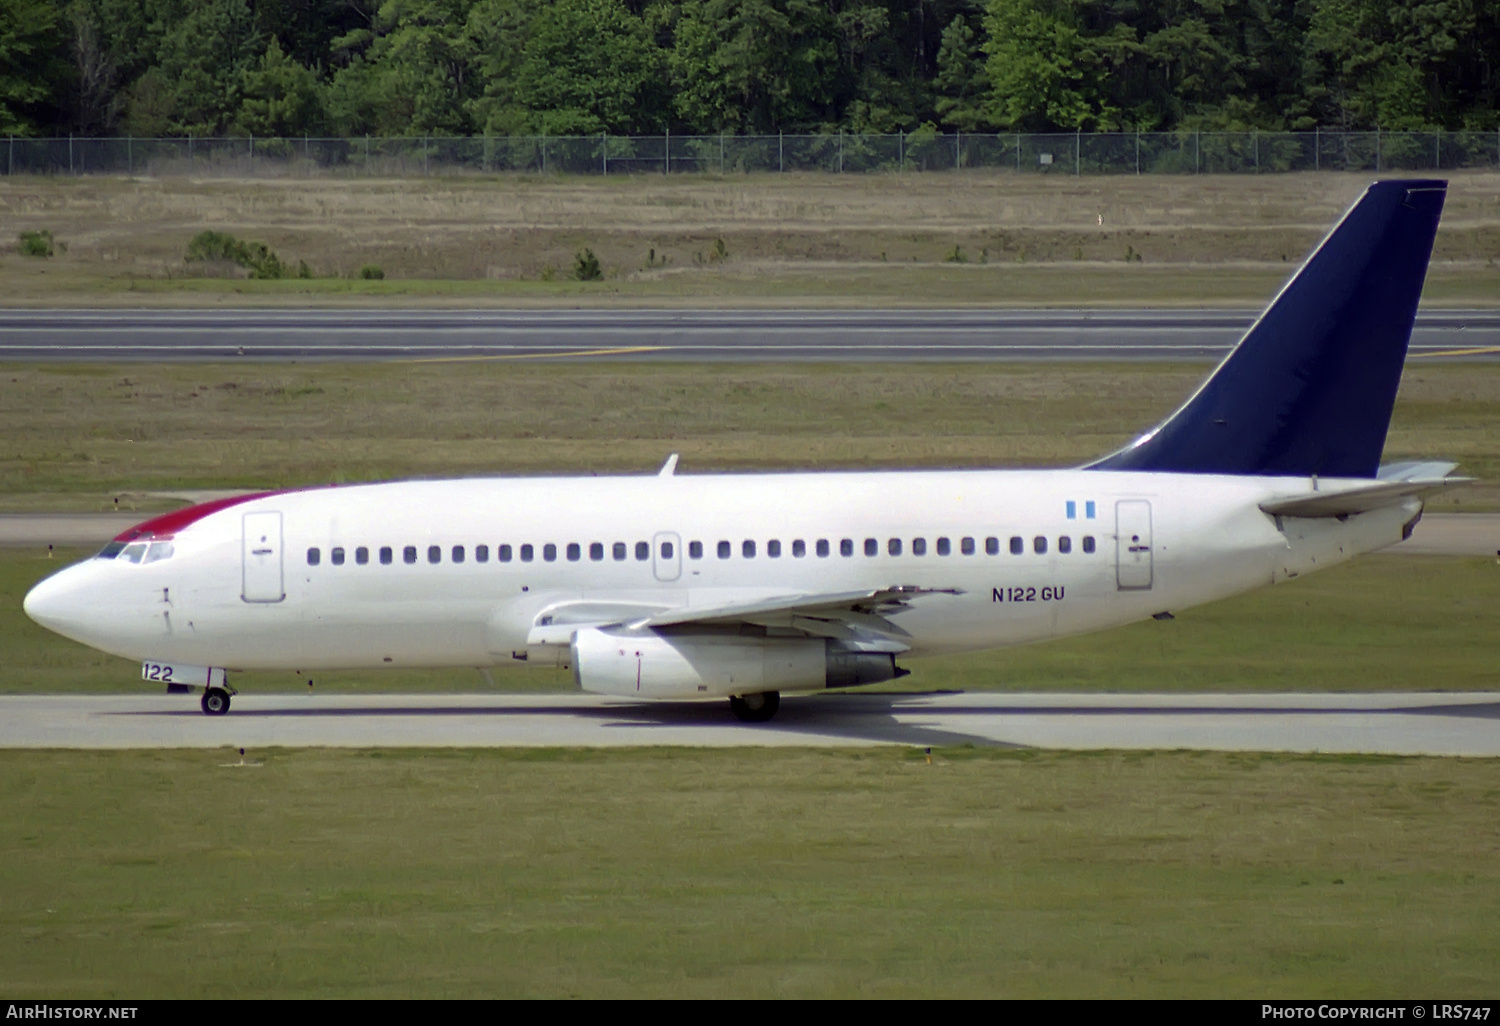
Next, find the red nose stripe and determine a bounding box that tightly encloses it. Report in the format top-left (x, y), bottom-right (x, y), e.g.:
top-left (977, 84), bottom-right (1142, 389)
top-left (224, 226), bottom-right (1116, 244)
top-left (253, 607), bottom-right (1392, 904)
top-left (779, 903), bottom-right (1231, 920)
top-left (112, 491), bottom-right (281, 543)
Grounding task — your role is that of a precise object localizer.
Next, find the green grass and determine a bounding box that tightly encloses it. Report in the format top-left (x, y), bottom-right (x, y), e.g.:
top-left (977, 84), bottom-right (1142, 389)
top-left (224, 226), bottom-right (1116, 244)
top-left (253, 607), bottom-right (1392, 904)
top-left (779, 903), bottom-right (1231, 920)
top-left (1, 746), bottom-right (1496, 997)
top-left (2, 362), bottom-right (1497, 511)
top-left (3, 170), bottom-right (1497, 308)
top-left (8, 549), bottom-right (1497, 695)
top-left (25, 262), bottom-right (1500, 308)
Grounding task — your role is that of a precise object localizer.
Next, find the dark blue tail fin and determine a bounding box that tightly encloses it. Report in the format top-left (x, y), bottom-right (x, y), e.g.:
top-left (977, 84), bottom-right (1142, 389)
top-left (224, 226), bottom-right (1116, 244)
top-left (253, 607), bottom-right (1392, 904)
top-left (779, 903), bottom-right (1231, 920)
top-left (1089, 179), bottom-right (1446, 478)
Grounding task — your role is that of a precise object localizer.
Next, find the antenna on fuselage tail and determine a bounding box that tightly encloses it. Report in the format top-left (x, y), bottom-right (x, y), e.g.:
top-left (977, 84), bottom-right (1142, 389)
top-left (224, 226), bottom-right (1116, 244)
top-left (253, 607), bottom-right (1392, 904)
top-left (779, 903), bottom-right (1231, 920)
top-left (1089, 179), bottom-right (1447, 479)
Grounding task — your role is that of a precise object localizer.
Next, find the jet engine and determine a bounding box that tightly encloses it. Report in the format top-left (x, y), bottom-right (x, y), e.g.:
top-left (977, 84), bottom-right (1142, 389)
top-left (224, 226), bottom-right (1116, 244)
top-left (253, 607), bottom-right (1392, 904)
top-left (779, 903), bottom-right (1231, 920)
top-left (570, 627), bottom-right (905, 698)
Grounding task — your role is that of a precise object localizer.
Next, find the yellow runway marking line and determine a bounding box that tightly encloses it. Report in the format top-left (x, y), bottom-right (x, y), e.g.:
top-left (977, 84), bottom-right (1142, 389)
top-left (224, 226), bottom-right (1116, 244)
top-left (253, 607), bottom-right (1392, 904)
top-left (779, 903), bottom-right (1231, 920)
top-left (1411, 345), bottom-right (1500, 358)
top-left (407, 345), bottom-right (668, 364)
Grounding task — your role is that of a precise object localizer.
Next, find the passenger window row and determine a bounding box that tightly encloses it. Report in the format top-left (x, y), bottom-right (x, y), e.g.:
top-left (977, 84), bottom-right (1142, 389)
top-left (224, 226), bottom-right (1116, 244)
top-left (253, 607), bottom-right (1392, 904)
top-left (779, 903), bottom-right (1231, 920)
top-left (304, 534), bottom-right (1096, 566)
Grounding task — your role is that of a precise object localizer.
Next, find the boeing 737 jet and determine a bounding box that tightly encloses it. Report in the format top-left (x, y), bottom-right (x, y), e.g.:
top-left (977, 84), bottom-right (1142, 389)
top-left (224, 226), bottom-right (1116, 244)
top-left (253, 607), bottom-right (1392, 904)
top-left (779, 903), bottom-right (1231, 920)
top-left (25, 179), bottom-right (1458, 721)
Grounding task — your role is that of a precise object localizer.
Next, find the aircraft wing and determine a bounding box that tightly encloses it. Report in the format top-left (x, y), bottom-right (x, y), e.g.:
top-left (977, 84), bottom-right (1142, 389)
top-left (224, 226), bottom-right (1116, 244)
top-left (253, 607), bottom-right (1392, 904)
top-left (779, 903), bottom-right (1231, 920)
top-left (629, 585), bottom-right (964, 653)
top-left (1260, 461), bottom-right (1467, 518)
top-left (632, 585), bottom-right (960, 628)
top-left (523, 586), bottom-right (962, 651)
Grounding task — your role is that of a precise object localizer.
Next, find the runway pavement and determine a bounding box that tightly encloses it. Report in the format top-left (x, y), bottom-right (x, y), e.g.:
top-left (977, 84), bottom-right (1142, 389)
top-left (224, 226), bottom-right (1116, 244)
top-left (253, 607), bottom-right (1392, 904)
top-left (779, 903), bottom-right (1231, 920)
top-left (2, 308), bottom-right (1498, 361)
top-left (4, 511), bottom-right (1494, 554)
top-left (1, 691), bottom-right (1496, 755)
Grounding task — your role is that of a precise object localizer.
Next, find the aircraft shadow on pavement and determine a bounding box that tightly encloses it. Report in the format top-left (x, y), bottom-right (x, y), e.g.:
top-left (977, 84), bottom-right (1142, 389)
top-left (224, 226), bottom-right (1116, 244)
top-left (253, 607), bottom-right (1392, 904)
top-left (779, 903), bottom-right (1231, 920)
top-left (112, 692), bottom-right (1013, 748)
top-left (107, 692), bottom-right (1500, 747)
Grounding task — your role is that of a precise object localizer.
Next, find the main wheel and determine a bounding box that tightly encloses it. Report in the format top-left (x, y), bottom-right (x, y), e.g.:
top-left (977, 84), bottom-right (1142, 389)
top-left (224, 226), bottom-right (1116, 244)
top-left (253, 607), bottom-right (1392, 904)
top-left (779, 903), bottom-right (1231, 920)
top-left (201, 687), bottom-right (231, 716)
top-left (729, 691), bottom-right (780, 723)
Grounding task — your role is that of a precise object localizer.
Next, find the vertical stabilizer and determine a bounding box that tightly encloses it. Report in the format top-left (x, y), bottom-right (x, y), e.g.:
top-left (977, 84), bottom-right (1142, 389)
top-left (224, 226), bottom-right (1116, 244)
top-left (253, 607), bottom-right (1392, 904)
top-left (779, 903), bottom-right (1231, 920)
top-left (1090, 180), bottom-right (1446, 478)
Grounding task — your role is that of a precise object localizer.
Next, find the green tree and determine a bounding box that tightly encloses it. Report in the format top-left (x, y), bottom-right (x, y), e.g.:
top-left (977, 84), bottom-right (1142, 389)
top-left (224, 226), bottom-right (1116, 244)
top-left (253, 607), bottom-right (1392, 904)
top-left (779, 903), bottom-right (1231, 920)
top-left (934, 10), bottom-right (989, 129)
top-left (669, 0), bottom-right (837, 132)
top-left (500, 0), bottom-right (664, 135)
top-left (152, 0), bottom-right (262, 135)
top-left (981, 0), bottom-right (1117, 129)
top-left (325, 0), bottom-right (477, 135)
top-left (1301, 0), bottom-right (1486, 129)
top-left (0, 0), bottom-right (70, 134)
top-left (236, 37), bottom-right (323, 135)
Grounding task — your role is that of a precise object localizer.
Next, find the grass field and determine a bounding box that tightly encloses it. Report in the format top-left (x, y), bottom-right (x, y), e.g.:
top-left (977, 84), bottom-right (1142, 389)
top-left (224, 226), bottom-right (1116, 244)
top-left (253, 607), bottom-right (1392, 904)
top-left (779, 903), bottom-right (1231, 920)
top-left (2, 746), bottom-right (1497, 997)
top-left (2, 345), bottom-right (1496, 995)
top-left (2, 362), bottom-right (1497, 512)
top-left (1, 171), bottom-right (1496, 306)
top-left (8, 548), bottom-right (1497, 696)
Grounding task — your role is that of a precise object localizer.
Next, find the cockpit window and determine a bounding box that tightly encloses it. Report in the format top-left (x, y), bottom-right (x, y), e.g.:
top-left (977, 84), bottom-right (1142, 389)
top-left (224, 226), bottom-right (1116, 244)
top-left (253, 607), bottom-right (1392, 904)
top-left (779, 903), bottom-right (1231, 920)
top-left (96, 541), bottom-right (126, 559)
top-left (119, 542), bottom-right (148, 564)
top-left (142, 542), bottom-right (175, 564)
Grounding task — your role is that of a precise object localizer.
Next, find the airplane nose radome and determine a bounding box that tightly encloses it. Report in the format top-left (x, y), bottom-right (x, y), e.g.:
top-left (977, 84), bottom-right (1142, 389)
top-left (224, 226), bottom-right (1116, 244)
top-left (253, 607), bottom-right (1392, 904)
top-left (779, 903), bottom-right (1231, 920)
top-left (24, 568), bottom-right (85, 634)
top-left (24, 574), bottom-right (65, 628)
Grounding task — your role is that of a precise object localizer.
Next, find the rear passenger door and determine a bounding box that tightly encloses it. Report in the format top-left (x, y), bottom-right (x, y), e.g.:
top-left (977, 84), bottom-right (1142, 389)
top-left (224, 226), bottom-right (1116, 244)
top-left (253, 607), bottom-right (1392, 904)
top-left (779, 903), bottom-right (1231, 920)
top-left (1115, 500), bottom-right (1153, 590)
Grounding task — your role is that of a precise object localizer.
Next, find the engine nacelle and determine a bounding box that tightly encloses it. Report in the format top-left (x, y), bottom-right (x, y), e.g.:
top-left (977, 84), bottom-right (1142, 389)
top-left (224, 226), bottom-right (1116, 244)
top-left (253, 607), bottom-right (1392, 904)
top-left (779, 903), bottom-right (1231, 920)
top-left (570, 628), bottom-right (904, 699)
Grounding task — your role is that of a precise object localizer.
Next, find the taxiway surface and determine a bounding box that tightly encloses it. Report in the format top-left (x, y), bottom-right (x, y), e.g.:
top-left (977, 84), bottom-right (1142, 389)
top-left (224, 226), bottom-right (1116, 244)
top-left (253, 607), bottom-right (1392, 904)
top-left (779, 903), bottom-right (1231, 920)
top-left (2, 308), bottom-right (1497, 361)
top-left (2, 692), bottom-right (1496, 755)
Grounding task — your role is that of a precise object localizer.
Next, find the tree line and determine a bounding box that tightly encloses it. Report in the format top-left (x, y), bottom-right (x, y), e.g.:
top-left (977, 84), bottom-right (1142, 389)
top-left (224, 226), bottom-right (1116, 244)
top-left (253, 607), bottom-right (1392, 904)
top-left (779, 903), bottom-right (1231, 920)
top-left (2, 0), bottom-right (1496, 138)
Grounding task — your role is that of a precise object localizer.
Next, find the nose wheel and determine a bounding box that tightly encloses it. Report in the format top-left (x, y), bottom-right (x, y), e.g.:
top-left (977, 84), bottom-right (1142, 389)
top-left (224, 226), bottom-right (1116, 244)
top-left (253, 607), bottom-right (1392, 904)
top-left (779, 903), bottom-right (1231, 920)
top-left (201, 687), bottom-right (231, 716)
top-left (729, 691), bottom-right (780, 723)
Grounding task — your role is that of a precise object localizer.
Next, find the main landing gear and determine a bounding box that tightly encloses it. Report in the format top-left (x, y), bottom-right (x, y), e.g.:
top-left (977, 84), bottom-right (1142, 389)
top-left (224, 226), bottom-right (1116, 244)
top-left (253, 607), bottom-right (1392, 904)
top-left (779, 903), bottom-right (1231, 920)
top-left (201, 686), bottom-right (232, 716)
top-left (729, 691), bottom-right (780, 723)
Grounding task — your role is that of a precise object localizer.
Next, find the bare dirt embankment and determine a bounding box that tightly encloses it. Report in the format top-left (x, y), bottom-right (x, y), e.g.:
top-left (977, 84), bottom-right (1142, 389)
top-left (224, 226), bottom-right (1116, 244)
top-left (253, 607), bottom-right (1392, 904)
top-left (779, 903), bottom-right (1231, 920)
top-left (0, 171), bottom-right (1496, 306)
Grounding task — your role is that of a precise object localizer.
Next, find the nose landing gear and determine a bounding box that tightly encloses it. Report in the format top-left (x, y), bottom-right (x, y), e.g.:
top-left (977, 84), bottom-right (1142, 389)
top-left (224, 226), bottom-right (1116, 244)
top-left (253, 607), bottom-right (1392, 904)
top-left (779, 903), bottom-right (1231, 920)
top-left (201, 685), bottom-right (233, 716)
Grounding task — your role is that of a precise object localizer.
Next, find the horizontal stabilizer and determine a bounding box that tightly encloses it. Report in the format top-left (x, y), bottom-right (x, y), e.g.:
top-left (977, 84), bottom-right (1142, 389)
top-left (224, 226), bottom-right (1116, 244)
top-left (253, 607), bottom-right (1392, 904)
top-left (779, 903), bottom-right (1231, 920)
top-left (1260, 462), bottom-right (1465, 518)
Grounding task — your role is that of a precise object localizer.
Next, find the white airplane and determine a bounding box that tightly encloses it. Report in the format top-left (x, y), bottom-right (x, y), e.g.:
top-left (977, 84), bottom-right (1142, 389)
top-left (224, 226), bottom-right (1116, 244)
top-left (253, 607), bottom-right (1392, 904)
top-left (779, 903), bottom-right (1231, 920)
top-left (25, 179), bottom-right (1459, 721)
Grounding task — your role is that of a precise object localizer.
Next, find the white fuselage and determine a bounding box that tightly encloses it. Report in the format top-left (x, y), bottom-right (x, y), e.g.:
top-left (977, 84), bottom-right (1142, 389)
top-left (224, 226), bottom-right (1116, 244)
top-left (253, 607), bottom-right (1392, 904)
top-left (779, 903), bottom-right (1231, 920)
top-left (24, 467), bottom-right (1417, 688)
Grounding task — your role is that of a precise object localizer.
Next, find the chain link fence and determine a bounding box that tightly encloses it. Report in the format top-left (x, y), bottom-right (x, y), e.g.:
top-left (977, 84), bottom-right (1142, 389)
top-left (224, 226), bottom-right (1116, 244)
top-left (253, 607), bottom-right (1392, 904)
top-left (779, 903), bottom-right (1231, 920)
top-left (5, 131), bottom-right (1499, 177)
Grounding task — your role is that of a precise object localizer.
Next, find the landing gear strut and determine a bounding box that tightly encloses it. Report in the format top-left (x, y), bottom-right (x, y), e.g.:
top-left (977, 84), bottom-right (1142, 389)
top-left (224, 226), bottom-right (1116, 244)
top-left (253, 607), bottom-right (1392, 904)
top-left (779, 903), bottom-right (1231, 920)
top-left (201, 687), bottom-right (231, 716)
top-left (729, 691), bottom-right (780, 723)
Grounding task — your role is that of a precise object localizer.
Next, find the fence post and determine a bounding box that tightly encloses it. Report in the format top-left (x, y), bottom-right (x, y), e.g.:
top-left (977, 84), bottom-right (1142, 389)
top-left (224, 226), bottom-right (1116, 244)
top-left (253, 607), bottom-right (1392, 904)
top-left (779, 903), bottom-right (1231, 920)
top-left (839, 129), bottom-right (844, 173)
top-left (6, 135), bottom-right (10, 177)
top-left (898, 129), bottom-right (903, 171)
top-left (1315, 127), bottom-right (1319, 171)
top-left (189, 135), bottom-right (193, 174)
top-left (1254, 130), bottom-right (1259, 173)
top-left (69, 134), bottom-right (73, 175)
top-left (720, 132), bottom-right (724, 175)
top-left (1195, 129), bottom-right (1200, 173)
top-left (127, 135), bottom-right (132, 176)
top-left (955, 130), bottom-right (960, 170)
top-left (664, 128), bottom-right (669, 175)
top-left (1375, 127), bottom-right (1380, 171)
top-left (304, 133), bottom-right (309, 169)
top-left (1435, 129), bottom-right (1440, 170)
top-left (423, 135), bottom-right (428, 176)
top-left (364, 133), bottom-right (369, 174)
top-left (1074, 129), bottom-right (1079, 175)
top-left (779, 130), bottom-right (784, 173)
top-left (1135, 129), bottom-right (1139, 174)
top-left (1015, 132), bottom-right (1020, 171)
top-left (602, 133), bottom-right (607, 176)
top-left (249, 133), bottom-right (254, 175)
